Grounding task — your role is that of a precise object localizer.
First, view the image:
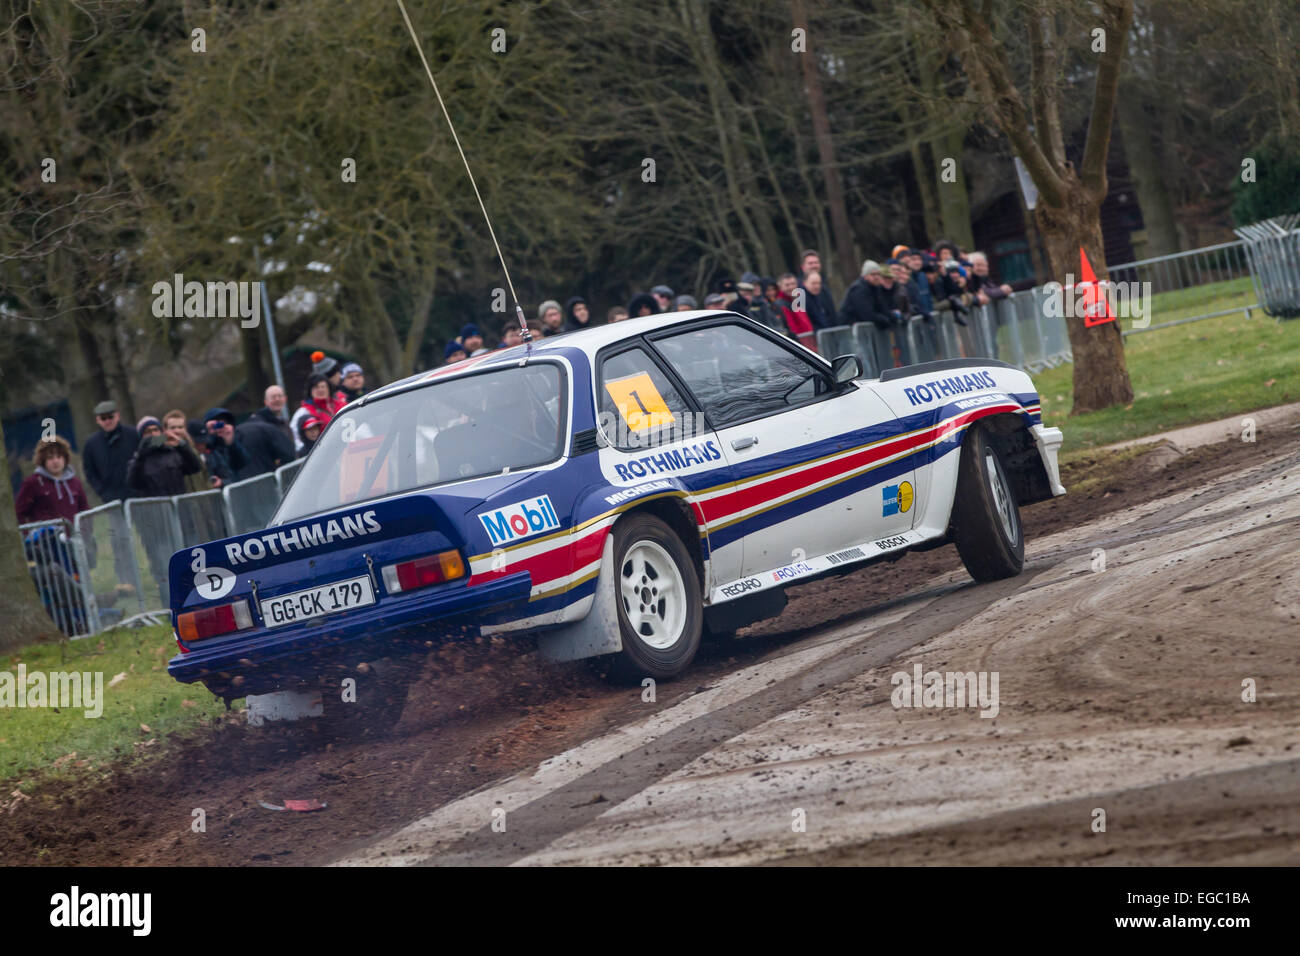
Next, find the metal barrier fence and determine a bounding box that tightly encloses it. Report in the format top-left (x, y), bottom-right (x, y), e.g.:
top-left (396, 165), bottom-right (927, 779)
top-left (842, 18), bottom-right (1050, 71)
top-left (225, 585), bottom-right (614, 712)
top-left (124, 497), bottom-right (183, 609)
top-left (1106, 239), bottom-right (1254, 297)
top-left (74, 502), bottom-right (136, 628)
top-left (816, 291), bottom-right (1072, 375)
top-left (19, 519), bottom-right (97, 638)
top-left (1236, 216), bottom-right (1300, 318)
top-left (223, 472), bottom-right (280, 535)
top-left (817, 219), bottom-right (1300, 371)
top-left (20, 458), bottom-right (304, 638)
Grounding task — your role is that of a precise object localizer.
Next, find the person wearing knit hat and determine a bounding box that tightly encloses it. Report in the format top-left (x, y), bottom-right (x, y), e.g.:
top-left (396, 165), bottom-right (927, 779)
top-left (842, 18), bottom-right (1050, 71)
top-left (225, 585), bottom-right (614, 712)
top-left (890, 244), bottom-right (912, 260)
top-left (673, 294), bottom-right (698, 311)
top-left (309, 350), bottom-right (342, 389)
top-left (126, 414), bottom-right (202, 498)
top-left (443, 340), bottom-right (468, 364)
top-left (340, 362), bottom-right (366, 401)
top-left (537, 300), bottom-right (564, 336)
top-left (458, 324), bottom-right (488, 356)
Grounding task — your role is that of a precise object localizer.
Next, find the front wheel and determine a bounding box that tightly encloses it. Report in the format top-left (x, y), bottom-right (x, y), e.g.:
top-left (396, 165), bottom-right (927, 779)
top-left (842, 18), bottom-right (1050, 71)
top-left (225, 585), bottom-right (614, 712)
top-left (951, 424), bottom-right (1024, 582)
top-left (607, 514), bottom-right (703, 682)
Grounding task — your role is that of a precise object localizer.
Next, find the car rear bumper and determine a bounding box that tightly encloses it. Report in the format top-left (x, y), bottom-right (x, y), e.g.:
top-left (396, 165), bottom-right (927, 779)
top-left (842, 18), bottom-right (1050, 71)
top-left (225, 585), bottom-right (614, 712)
top-left (167, 571), bottom-right (533, 695)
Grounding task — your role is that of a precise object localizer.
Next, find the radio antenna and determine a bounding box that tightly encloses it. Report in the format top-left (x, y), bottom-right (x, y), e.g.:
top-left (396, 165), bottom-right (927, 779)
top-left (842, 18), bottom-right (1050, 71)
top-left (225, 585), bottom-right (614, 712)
top-left (394, 0), bottom-right (532, 353)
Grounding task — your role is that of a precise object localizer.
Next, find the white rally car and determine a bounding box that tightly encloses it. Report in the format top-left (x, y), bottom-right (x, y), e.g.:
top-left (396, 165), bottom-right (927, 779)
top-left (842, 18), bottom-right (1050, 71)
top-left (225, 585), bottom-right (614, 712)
top-left (169, 309), bottom-right (1064, 703)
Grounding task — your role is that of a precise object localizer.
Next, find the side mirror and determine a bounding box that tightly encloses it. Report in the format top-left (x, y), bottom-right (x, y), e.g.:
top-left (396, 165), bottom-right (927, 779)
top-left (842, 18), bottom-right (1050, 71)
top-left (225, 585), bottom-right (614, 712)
top-left (831, 354), bottom-right (861, 385)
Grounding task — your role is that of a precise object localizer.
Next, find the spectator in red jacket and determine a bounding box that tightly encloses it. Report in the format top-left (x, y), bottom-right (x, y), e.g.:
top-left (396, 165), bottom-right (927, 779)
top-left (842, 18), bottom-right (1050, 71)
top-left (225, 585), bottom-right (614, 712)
top-left (299, 373), bottom-right (347, 425)
top-left (774, 272), bottom-right (816, 347)
top-left (15, 436), bottom-right (90, 527)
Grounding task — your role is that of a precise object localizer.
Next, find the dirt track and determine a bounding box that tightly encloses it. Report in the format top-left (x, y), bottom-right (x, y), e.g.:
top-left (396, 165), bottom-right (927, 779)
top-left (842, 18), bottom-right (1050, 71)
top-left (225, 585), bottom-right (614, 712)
top-left (4, 420), bottom-right (1299, 866)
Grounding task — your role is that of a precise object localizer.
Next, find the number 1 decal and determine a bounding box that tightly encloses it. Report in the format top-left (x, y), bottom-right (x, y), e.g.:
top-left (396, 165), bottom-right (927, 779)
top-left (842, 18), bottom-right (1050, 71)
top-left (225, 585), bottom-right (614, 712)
top-left (604, 371), bottom-right (676, 432)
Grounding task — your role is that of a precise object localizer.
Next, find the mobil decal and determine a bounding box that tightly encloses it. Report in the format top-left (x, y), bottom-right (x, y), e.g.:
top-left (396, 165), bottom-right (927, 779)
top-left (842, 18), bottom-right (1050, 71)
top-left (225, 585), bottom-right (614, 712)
top-left (479, 495), bottom-right (561, 546)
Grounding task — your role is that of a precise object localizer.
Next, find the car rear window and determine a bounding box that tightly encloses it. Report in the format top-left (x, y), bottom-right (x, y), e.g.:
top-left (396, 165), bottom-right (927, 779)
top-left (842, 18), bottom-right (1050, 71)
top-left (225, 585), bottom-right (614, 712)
top-left (273, 362), bottom-right (566, 523)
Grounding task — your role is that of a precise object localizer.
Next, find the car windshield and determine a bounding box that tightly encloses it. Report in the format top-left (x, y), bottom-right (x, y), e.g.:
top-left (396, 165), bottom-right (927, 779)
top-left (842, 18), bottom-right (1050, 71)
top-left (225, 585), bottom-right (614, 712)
top-left (273, 362), bottom-right (566, 523)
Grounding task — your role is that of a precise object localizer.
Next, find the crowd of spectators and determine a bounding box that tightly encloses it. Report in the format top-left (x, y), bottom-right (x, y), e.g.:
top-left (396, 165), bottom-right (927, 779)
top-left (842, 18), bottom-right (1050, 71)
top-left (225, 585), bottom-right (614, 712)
top-left (440, 243), bottom-right (1014, 365)
top-left (15, 351), bottom-right (369, 530)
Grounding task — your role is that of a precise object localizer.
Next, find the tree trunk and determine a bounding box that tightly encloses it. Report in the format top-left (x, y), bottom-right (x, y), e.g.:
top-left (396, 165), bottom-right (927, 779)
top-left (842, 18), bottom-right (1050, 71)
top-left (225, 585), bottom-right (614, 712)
top-left (1116, 86), bottom-right (1179, 258)
top-left (240, 319), bottom-right (271, 405)
top-left (402, 272), bottom-right (437, 376)
top-left (1016, 184), bottom-right (1050, 287)
top-left (791, 0), bottom-right (856, 293)
top-left (0, 420), bottom-right (59, 650)
top-left (935, 125), bottom-right (976, 250)
top-left (910, 140), bottom-right (943, 244)
top-left (1036, 189), bottom-right (1134, 412)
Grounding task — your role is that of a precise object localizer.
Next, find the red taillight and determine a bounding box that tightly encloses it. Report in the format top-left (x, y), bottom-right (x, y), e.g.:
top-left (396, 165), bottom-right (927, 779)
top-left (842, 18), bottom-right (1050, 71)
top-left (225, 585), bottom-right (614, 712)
top-left (177, 600), bottom-right (253, 643)
top-left (382, 550), bottom-right (466, 594)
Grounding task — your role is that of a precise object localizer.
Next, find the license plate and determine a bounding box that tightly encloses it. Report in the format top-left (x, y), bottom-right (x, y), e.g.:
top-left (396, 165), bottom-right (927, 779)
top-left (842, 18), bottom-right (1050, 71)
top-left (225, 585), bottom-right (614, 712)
top-left (260, 575), bottom-right (375, 629)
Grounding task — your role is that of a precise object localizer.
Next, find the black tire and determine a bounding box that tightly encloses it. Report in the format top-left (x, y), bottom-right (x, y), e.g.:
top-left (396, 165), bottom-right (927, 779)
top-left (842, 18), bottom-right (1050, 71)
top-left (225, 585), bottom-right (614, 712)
top-left (951, 424), bottom-right (1024, 582)
top-left (607, 514), bottom-right (703, 682)
top-left (318, 658), bottom-right (416, 737)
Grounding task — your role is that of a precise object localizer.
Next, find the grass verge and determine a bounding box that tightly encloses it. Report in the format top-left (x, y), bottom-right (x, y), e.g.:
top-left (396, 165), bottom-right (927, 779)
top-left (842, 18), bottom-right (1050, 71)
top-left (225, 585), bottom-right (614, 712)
top-left (0, 624), bottom-right (240, 793)
top-left (1033, 287), bottom-right (1299, 452)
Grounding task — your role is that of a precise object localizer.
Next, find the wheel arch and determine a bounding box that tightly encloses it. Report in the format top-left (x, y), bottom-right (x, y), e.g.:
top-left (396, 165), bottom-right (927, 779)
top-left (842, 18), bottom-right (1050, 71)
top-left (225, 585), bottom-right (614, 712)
top-left (973, 412), bottom-right (1060, 507)
top-left (617, 494), bottom-right (708, 592)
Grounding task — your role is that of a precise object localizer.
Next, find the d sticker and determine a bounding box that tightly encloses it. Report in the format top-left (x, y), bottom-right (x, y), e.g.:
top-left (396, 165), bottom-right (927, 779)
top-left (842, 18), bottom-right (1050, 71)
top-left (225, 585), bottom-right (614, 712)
top-left (194, 565), bottom-right (235, 600)
top-left (604, 372), bottom-right (675, 432)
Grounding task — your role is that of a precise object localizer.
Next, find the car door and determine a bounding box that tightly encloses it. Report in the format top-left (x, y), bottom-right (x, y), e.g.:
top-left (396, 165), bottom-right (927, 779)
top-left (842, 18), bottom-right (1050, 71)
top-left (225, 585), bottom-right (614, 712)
top-left (594, 343), bottom-right (743, 589)
top-left (649, 320), bottom-right (916, 581)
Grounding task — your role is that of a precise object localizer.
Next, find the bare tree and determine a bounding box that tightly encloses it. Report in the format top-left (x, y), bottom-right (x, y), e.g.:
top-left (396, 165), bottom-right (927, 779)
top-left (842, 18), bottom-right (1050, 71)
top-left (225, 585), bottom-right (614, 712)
top-left (929, 0), bottom-right (1135, 412)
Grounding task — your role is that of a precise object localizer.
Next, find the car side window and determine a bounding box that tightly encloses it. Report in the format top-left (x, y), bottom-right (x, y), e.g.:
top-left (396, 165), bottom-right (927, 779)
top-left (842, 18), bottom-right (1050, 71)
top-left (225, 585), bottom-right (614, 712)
top-left (653, 324), bottom-right (829, 428)
top-left (598, 347), bottom-right (694, 450)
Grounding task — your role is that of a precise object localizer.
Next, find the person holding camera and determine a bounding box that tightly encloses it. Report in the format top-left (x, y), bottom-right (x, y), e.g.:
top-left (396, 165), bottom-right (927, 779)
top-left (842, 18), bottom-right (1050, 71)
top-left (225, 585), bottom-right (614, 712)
top-left (199, 408), bottom-right (250, 488)
top-left (126, 416), bottom-right (204, 498)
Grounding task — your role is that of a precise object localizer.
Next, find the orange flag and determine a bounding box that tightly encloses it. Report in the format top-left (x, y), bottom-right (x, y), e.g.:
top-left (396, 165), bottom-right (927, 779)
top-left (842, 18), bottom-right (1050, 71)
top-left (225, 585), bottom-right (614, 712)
top-left (1079, 246), bottom-right (1116, 326)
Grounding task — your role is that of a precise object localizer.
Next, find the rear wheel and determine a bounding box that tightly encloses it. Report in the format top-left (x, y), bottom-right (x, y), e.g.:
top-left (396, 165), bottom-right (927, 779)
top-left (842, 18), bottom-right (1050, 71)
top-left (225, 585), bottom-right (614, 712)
top-left (608, 514), bottom-right (702, 682)
top-left (318, 657), bottom-right (416, 737)
top-left (951, 424), bottom-right (1024, 582)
